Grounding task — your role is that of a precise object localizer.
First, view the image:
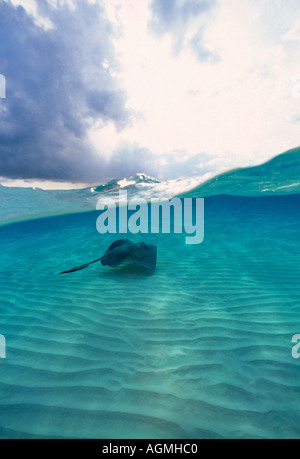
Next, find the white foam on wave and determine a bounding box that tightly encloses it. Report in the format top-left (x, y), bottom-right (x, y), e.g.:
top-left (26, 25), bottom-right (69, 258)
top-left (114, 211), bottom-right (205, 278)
top-left (0, 172), bottom-right (211, 226)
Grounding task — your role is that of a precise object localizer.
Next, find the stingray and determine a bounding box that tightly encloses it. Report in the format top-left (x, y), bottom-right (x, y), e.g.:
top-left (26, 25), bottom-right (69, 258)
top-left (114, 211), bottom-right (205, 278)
top-left (60, 239), bottom-right (157, 274)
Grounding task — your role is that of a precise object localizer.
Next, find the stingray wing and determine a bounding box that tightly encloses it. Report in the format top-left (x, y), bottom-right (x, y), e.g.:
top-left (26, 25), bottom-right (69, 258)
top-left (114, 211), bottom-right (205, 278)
top-left (129, 243), bottom-right (157, 272)
top-left (101, 239), bottom-right (134, 268)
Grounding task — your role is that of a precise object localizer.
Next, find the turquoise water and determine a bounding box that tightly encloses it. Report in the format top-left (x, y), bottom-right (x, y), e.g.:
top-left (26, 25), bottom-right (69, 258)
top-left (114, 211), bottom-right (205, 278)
top-left (0, 194), bottom-right (300, 438)
top-left (0, 150), bottom-right (300, 438)
top-left (184, 147), bottom-right (300, 198)
top-left (1, 147), bottom-right (299, 227)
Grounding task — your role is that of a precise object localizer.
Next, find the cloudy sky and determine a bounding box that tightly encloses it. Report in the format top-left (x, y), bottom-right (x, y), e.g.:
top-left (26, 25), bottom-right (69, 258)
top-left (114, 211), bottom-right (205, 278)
top-left (0, 0), bottom-right (300, 185)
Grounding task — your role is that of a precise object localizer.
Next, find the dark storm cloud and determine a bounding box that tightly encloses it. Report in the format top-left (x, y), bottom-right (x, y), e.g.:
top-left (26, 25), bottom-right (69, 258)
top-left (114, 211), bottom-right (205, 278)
top-left (149, 0), bottom-right (217, 60)
top-left (86, 89), bottom-right (128, 128)
top-left (0, 0), bottom-right (130, 181)
top-left (106, 143), bottom-right (216, 181)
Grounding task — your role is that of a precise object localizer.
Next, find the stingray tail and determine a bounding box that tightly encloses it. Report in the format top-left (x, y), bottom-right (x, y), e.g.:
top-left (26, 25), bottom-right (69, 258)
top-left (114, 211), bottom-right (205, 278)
top-left (59, 256), bottom-right (103, 274)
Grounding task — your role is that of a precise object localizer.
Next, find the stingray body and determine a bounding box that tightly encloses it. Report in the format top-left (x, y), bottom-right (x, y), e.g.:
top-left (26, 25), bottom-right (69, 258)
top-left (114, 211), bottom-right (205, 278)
top-left (60, 239), bottom-right (157, 274)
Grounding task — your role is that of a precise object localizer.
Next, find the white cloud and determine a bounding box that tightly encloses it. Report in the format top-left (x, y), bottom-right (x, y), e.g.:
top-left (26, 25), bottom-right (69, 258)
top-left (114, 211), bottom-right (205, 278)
top-left (284, 14), bottom-right (300, 42)
top-left (88, 0), bottom-right (300, 180)
top-left (9, 0), bottom-right (55, 29)
top-left (3, 0), bottom-right (300, 182)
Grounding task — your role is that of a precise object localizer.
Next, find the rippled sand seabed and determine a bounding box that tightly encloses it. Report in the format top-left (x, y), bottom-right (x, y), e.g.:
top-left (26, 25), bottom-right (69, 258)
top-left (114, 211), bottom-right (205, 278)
top-left (0, 195), bottom-right (299, 439)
